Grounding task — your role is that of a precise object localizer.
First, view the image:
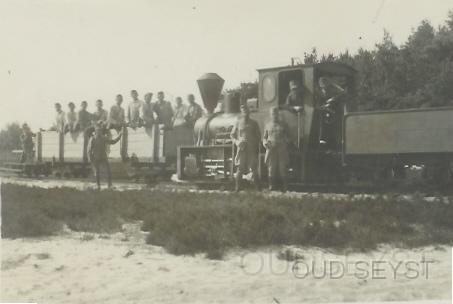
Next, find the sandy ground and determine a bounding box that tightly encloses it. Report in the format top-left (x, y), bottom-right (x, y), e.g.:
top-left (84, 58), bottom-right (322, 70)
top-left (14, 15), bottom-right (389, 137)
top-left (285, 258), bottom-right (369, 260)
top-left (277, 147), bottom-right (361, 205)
top-left (1, 222), bottom-right (451, 304)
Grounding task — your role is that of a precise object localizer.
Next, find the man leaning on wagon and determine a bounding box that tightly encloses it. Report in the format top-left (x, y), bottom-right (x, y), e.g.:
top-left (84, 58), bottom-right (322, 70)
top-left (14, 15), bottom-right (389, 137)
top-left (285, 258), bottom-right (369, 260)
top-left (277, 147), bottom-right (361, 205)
top-left (20, 123), bottom-right (35, 163)
top-left (230, 104), bottom-right (261, 192)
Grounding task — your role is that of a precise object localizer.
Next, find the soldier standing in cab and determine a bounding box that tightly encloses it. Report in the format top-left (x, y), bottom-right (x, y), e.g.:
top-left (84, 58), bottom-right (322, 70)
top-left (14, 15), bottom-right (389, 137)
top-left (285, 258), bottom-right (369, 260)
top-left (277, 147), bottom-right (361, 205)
top-left (127, 90), bottom-right (144, 129)
top-left (141, 92), bottom-right (155, 128)
top-left (230, 104), bottom-right (261, 192)
top-left (285, 80), bottom-right (305, 109)
top-left (20, 123), bottom-right (36, 163)
top-left (185, 93), bottom-right (203, 129)
top-left (172, 96), bottom-right (187, 128)
top-left (92, 99), bottom-right (108, 124)
top-left (263, 107), bottom-right (290, 192)
top-left (65, 102), bottom-right (78, 133)
top-left (108, 94), bottom-right (126, 131)
top-left (87, 121), bottom-right (123, 190)
top-left (53, 102), bottom-right (66, 133)
top-left (154, 91), bottom-right (174, 129)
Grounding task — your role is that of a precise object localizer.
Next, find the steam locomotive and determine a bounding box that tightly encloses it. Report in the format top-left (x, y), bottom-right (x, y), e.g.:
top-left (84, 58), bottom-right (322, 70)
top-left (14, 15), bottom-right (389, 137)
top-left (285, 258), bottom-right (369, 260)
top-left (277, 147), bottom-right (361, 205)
top-left (5, 62), bottom-right (453, 187)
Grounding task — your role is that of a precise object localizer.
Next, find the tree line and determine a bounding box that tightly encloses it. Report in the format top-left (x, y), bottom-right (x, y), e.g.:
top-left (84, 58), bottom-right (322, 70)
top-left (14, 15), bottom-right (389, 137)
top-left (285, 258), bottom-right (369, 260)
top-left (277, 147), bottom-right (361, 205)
top-left (303, 11), bottom-right (453, 111)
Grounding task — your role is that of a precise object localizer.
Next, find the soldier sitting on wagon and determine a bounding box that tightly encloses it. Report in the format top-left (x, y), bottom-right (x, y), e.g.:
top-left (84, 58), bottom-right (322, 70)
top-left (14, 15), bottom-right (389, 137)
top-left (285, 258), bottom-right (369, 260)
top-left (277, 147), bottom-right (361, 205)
top-left (53, 102), bottom-right (66, 133)
top-left (128, 90), bottom-right (144, 129)
top-left (108, 94), bottom-right (126, 131)
top-left (65, 102), bottom-right (78, 133)
top-left (92, 99), bottom-right (109, 124)
top-left (185, 94), bottom-right (203, 129)
top-left (141, 92), bottom-right (155, 128)
top-left (20, 123), bottom-right (36, 163)
top-left (76, 101), bottom-right (92, 132)
top-left (172, 96), bottom-right (188, 128)
top-left (88, 121), bottom-right (123, 190)
top-left (154, 91), bottom-right (174, 129)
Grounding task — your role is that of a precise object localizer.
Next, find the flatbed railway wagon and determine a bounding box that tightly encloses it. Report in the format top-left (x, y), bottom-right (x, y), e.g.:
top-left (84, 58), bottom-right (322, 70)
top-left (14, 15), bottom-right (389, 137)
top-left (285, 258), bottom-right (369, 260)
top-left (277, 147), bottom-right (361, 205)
top-left (1, 122), bottom-right (194, 180)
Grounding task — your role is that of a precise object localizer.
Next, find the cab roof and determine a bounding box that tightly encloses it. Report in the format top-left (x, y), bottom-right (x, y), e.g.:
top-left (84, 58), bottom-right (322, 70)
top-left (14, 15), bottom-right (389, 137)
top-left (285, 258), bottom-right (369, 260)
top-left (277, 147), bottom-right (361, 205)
top-left (257, 62), bottom-right (356, 75)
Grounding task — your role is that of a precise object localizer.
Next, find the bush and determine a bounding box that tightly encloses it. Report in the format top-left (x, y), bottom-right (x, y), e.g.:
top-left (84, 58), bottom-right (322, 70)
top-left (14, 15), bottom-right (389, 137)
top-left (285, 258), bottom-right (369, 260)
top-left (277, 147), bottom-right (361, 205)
top-left (3, 184), bottom-right (453, 259)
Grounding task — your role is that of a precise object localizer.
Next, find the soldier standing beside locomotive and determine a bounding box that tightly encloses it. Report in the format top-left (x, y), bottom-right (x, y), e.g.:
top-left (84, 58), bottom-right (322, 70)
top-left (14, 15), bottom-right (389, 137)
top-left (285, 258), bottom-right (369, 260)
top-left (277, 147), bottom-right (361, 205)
top-left (230, 104), bottom-right (261, 192)
top-left (88, 121), bottom-right (123, 190)
top-left (263, 107), bottom-right (289, 192)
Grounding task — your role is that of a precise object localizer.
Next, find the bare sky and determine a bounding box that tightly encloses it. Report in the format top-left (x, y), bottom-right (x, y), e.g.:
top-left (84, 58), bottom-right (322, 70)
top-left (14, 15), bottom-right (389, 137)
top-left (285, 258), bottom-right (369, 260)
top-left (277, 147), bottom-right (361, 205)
top-left (0, 0), bottom-right (452, 129)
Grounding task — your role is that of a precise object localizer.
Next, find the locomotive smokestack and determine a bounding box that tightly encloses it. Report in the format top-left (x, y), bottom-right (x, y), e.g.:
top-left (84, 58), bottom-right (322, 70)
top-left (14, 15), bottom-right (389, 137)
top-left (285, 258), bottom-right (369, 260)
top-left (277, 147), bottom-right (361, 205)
top-left (197, 73), bottom-right (224, 114)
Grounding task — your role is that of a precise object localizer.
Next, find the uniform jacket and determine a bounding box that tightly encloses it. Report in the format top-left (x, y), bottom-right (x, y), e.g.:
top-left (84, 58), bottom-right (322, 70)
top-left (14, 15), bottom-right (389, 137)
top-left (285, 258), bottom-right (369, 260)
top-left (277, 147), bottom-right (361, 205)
top-left (88, 133), bottom-right (121, 162)
top-left (109, 105), bottom-right (125, 125)
top-left (263, 120), bottom-right (289, 164)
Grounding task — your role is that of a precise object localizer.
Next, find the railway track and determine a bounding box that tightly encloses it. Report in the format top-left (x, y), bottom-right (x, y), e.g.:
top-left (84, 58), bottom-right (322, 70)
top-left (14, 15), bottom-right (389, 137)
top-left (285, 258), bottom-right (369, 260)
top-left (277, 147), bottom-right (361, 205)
top-left (1, 174), bottom-right (451, 203)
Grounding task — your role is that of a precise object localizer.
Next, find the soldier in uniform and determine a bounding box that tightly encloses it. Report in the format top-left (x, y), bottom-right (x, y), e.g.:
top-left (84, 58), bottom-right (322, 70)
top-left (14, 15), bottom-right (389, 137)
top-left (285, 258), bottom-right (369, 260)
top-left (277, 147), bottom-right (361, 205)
top-left (128, 90), bottom-right (144, 129)
top-left (154, 91), bottom-right (174, 129)
top-left (20, 123), bottom-right (35, 163)
top-left (230, 104), bottom-right (261, 192)
top-left (172, 96), bottom-right (187, 128)
top-left (185, 94), bottom-right (203, 128)
top-left (141, 92), bottom-right (155, 128)
top-left (76, 101), bottom-right (92, 132)
top-left (108, 94), bottom-right (126, 131)
top-left (92, 99), bottom-right (108, 124)
top-left (87, 121), bottom-right (123, 190)
top-left (65, 102), bottom-right (77, 133)
top-left (285, 80), bottom-right (305, 110)
top-left (263, 107), bottom-right (289, 192)
top-left (53, 103), bottom-right (66, 133)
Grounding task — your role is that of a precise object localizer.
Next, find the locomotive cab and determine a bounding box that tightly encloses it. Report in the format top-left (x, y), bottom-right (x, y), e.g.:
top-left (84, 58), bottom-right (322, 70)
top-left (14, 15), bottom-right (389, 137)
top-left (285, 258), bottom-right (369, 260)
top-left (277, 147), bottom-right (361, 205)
top-left (257, 62), bottom-right (356, 184)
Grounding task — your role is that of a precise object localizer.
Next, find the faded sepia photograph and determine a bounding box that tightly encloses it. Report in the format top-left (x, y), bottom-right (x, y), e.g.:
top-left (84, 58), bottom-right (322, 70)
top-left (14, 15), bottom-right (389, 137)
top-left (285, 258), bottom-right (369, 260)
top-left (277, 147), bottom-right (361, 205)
top-left (1, 1), bottom-right (453, 303)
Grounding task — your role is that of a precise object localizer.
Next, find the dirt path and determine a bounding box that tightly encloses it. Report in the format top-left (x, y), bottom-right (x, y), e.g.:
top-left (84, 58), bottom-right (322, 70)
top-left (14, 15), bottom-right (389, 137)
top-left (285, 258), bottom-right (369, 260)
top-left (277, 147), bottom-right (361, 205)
top-left (1, 222), bottom-right (451, 304)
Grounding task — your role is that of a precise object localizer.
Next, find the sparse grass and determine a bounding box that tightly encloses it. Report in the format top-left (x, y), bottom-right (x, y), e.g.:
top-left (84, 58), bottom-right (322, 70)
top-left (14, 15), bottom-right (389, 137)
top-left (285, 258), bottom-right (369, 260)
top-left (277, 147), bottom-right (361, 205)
top-left (2, 183), bottom-right (453, 259)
